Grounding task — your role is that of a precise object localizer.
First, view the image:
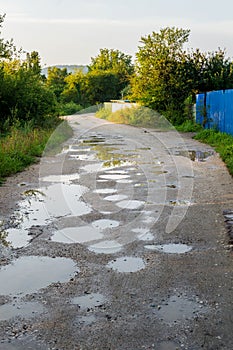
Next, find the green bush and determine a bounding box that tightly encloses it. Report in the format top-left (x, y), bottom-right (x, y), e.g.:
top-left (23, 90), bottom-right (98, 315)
top-left (58, 102), bottom-right (83, 116)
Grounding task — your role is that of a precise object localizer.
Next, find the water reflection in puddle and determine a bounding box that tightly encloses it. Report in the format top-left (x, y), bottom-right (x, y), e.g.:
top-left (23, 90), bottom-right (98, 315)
top-left (156, 295), bottom-right (204, 323)
top-left (72, 293), bottom-right (105, 309)
top-left (145, 243), bottom-right (192, 254)
top-left (0, 301), bottom-right (45, 321)
top-left (0, 256), bottom-right (77, 296)
top-left (93, 188), bottom-right (117, 194)
top-left (104, 194), bottom-right (128, 202)
top-left (6, 228), bottom-right (30, 249)
top-left (132, 228), bottom-right (154, 241)
top-left (40, 173), bottom-right (80, 184)
top-left (158, 341), bottom-right (180, 350)
top-left (92, 219), bottom-right (120, 230)
top-left (88, 240), bottom-right (123, 254)
top-left (174, 150), bottom-right (214, 162)
top-left (116, 200), bottom-right (144, 210)
top-left (51, 226), bottom-right (103, 244)
top-left (99, 174), bottom-right (130, 180)
top-left (107, 256), bottom-right (146, 273)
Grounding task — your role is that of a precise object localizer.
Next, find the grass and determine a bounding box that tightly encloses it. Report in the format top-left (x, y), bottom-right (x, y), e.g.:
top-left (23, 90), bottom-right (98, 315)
top-left (175, 120), bottom-right (203, 132)
top-left (194, 129), bottom-right (233, 176)
top-left (96, 106), bottom-right (173, 130)
top-left (0, 120), bottom-right (73, 183)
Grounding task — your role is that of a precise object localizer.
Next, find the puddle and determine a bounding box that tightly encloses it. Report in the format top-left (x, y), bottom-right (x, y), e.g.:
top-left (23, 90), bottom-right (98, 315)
top-left (104, 194), bottom-right (128, 202)
top-left (88, 240), bottom-right (123, 254)
top-left (81, 163), bottom-right (103, 173)
top-left (92, 219), bottom-right (120, 230)
top-left (93, 188), bottom-right (117, 194)
top-left (6, 228), bottom-right (31, 249)
top-left (174, 150), bottom-right (213, 162)
top-left (69, 154), bottom-right (96, 161)
top-left (116, 200), bottom-right (145, 210)
top-left (132, 228), bottom-right (154, 241)
top-left (116, 179), bottom-right (133, 184)
top-left (77, 314), bottom-right (96, 325)
top-left (107, 256), bottom-right (146, 273)
top-left (156, 295), bottom-right (203, 323)
top-left (0, 301), bottom-right (45, 321)
top-left (169, 200), bottom-right (191, 206)
top-left (0, 256), bottom-right (77, 296)
top-left (6, 183), bottom-right (92, 247)
top-left (51, 226), bottom-right (103, 244)
top-left (40, 173), bottom-right (80, 184)
top-left (72, 293), bottom-right (105, 310)
top-left (105, 170), bottom-right (128, 174)
top-left (99, 174), bottom-right (130, 180)
top-left (145, 243), bottom-right (192, 254)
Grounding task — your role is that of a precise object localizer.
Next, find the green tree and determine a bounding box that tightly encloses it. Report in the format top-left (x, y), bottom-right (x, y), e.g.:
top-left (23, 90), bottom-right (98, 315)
top-left (61, 70), bottom-right (88, 106)
top-left (46, 66), bottom-right (69, 101)
top-left (88, 48), bottom-right (134, 103)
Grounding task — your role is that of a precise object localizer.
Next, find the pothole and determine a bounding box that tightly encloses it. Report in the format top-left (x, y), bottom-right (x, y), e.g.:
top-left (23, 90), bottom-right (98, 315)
top-left (93, 188), bottom-right (117, 194)
top-left (0, 301), bottom-right (45, 321)
top-left (88, 240), bottom-right (123, 254)
top-left (104, 194), bottom-right (128, 202)
top-left (145, 243), bottom-right (192, 254)
top-left (156, 295), bottom-right (205, 323)
top-left (174, 150), bottom-right (214, 162)
top-left (106, 256), bottom-right (146, 273)
top-left (116, 200), bottom-right (145, 210)
top-left (99, 174), bottom-right (130, 180)
top-left (92, 219), bottom-right (120, 230)
top-left (0, 256), bottom-right (77, 297)
top-left (72, 293), bottom-right (105, 310)
top-left (51, 226), bottom-right (103, 244)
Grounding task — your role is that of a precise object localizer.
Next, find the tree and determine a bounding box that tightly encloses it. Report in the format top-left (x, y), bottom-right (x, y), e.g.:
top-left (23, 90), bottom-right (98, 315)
top-left (46, 66), bottom-right (69, 100)
top-left (0, 14), bottom-right (18, 59)
top-left (131, 27), bottom-right (233, 124)
top-left (61, 70), bottom-right (88, 106)
top-left (88, 48), bottom-right (134, 102)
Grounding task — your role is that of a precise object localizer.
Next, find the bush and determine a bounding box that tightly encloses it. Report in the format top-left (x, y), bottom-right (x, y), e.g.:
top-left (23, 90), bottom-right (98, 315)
top-left (58, 102), bottom-right (83, 116)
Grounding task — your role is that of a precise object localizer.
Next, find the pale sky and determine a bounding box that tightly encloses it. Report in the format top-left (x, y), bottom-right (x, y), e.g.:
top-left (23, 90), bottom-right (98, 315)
top-left (1, 0), bottom-right (233, 67)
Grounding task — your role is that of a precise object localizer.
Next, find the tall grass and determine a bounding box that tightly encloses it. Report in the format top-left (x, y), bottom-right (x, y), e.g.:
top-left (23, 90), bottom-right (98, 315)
top-left (0, 120), bottom-right (73, 183)
top-left (194, 129), bottom-right (233, 176)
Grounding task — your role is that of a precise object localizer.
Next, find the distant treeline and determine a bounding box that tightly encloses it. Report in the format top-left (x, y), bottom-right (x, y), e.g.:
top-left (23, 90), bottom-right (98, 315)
top-left (1, 12), bottom-right (233, 131)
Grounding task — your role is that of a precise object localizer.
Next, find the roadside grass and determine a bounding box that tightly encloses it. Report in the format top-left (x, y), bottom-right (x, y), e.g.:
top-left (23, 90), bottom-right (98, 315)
top-left (96, 106), bottom-right (173, 130)
top-left (175, 120), bottom-right (203, 132)
top-left (194, 129), bottom-right (233, 176)
top-left (0, 120), bottom-right (73, 183)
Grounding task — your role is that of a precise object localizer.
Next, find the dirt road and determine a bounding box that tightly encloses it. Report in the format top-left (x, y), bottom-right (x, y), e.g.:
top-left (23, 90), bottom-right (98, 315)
top-left (0, 114), bottom-right (233, 350)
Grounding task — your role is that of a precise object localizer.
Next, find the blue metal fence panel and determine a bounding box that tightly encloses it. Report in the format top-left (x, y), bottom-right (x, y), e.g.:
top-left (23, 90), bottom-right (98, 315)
top-left (196, 89), bottom-right (233, 136)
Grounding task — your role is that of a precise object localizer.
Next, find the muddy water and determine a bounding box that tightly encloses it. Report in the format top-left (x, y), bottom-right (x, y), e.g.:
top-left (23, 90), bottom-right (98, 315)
top-left (145, 243), bottom-right (192, 254)
top-left (0, 301), bottom-right (45, 321)
top-left (0, 256), bottom-right (77, 296)
top-left (107, 256), bottom-right (146, 272)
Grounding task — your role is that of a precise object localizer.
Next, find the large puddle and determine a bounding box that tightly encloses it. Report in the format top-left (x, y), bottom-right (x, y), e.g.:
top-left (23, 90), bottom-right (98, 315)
top-left (145, 243), bottom-right (192, 254)
top-left (104, 194), bottom-right (128, 202)
top-left (107, 256), bottom-right (146, 273)
top-left (51, 226), bottom-right (103, 244)
top-left (0, 256), bottom-right (77, 296)
top-left (156, 295), bottom-right (205, 323)
top-left (92, 219), bottom-right (120, 230)
top-left (0, 301), bottom-right (45, 321)
top-left (116, 200), bottom-right (145, 210)
top-left (6, 183), bottom-right (92, 248)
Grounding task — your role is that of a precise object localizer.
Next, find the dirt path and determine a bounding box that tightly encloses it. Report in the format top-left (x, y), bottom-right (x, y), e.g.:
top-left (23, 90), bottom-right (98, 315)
top-left (0, 114), bottom-right (233, 350)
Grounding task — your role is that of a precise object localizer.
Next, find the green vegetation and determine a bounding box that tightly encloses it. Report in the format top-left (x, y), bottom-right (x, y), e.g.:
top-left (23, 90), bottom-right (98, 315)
top-left (194, 129), bottom-right (233, 175)
top-left (0, 121), bottom-right (72, 182)
top-left (175, 120), bottom-right (203, 132)
top-left (96, 106), bottom-right (172, 130)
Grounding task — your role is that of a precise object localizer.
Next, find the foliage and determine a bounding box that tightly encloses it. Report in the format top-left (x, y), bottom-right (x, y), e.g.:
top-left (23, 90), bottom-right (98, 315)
top-left (194, 129), bottom-right (233, 176)
top-left (96, 106), bottom-right (173, 129)
top-left (46, 66), bottom-right (69, 101)
top-left (175, 120), bottom-right (203, 132)
top-left (131, 27), bottom-right (233, 125)
top-left (0, 120), bottom-right (73, 182)
top-left (58, 102), bottom-right (82, 116)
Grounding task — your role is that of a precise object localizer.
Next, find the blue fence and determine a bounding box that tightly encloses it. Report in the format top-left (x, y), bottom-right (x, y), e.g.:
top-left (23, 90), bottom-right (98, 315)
top-left (196, 89), bottom-right (233, 135)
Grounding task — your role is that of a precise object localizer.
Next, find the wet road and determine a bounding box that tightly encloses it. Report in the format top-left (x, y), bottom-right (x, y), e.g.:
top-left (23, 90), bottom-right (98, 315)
top-left (0, 114), bottom-right (233, 350)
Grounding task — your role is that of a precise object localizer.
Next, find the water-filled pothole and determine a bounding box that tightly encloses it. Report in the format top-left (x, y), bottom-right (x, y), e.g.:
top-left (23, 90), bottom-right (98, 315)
top-left (0, 301), bottom-right (45, 321)
top-left (51, 226), bottom-right (103, 244)
top-left (116, 200), bottom-right (144, 210)
top-left (88, 240), bottom-right (123, 254)
top-left (92, 219), bottom-right (120, 230)
top-left (174, 150), bottom-right (214, 162)
top-left (156, 295), bottom-right (204, 323)
top-left (145, 243), bottom-right (192, 254)
top-left (40, 173), bottom-right (80, 184)
top-left (93, 188), bottom-right (117, 194)
top-left (104, 194), bottom-right (128, 202)
top-left (72, 293), bottom-right (105, 310)
top-left (99, 174), bottom-right (130, 180)
top-left (107, 256), bottom-right (146, 273)
top-left (0, 256), bottom-right (77, 296)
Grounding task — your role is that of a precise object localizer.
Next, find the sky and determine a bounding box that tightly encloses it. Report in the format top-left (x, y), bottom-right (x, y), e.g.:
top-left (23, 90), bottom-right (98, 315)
top-left (1, 0), bottom-right (233, 67)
